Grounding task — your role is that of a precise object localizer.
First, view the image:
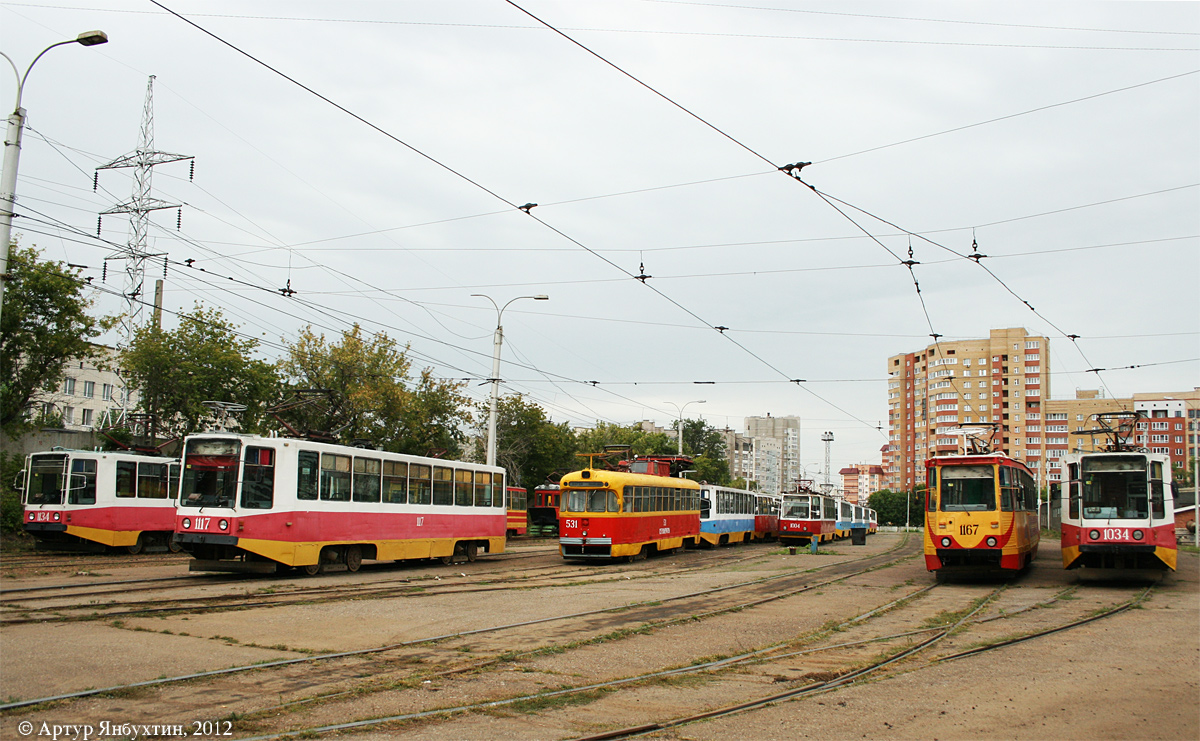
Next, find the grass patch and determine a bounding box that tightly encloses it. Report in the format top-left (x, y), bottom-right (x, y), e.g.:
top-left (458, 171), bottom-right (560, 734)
top-left (507, 687), bottom-right (611, 714)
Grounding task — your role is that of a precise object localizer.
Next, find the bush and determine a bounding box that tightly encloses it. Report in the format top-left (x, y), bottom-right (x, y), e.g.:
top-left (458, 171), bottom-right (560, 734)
top-left (0, 452), bottom-right (25, 536)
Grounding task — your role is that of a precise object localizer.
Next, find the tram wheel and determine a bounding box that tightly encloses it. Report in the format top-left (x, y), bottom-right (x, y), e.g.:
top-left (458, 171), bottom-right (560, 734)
top-left (345, 545), bottom-right (362, 573)
top-left (126, 534), bottom-right (145, 555)
top-left (302, 563), bottom-right (322, 576)
top-left (166, 535), bottom-right (183, 553)
top-left (464, 542), bottom-right (478, 562)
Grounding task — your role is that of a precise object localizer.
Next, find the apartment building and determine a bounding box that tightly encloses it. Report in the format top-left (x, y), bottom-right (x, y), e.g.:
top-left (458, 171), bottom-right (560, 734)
top-left (30, 345), bottom-right (138, 432)
top-left (886, 328), bottom-right (1051, 490)
top-left (742, 415), bottom-right (801, 495)
top-left (840, 463), bottom-right (885, 504)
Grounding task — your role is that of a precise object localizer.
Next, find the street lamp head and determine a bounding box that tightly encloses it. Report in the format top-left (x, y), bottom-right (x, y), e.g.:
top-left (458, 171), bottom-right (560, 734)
top-left (533, 294), bottom-right (549, 300)
top-left (76, 30), bottom-right (108, 46)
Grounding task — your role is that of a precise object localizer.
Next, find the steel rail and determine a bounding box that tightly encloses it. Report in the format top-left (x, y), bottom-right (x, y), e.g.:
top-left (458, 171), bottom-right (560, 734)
top-left (0, 535), bottom-right (912, 711)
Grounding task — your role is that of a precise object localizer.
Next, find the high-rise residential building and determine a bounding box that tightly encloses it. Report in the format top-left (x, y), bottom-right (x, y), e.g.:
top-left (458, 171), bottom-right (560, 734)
top-left (886, 328), bottom-right (1051, 490)
top-left (840, 464), bottom-right (885, 503)
top-left (743, 415), bottom-right (802, 495)
top-left (29, 345), bottom-right (138, 432)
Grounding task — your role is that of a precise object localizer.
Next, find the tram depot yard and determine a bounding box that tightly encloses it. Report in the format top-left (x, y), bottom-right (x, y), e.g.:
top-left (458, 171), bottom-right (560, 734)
top-left (1, 533), bottom-right (1196, 741)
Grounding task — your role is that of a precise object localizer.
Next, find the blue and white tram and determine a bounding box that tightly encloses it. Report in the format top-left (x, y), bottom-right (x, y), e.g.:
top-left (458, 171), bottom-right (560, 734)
top-left (699, 484), bottom-right (758, 546)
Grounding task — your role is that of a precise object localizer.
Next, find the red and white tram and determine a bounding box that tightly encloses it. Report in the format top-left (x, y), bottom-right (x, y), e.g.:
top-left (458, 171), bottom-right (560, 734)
top-left (779, 490), bottom-right (836, 545)
top-left (20, 449), bottom-right (180, 553)
top-left (1060, 449), bottom-right (1177, 573)
top-left (175, 433), bottom-right (506, 574)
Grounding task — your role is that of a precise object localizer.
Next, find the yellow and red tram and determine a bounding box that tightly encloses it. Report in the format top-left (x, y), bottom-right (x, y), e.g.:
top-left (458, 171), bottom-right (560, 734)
top-left (924, 453), bottom-right (1040, 578)
top-left (558, 456), bottom-right (701, 561)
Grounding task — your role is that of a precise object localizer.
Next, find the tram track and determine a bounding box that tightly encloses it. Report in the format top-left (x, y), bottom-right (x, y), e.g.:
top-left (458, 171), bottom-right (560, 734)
top-left (0, 541), bottom-right (819, 624)
top-left (0, 535), bottom-right (915, 712)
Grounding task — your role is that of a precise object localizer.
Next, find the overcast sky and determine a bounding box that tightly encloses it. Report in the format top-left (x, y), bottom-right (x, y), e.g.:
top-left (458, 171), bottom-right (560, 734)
top-left (3, 0), bottom-right (1197, 470)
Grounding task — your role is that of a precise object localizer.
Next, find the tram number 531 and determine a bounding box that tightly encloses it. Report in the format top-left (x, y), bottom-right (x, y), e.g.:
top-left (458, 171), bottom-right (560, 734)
top-left (564, 519), bottom-right (579, 529)
top-left (959, 524), bottom-right (979, 536)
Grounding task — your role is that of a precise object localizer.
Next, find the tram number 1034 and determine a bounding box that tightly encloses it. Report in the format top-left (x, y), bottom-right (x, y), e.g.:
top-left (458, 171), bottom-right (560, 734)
top-left (1099, 529), bottom-right (1134, 541)
top-left (959, 524), bottom-right (979, 536)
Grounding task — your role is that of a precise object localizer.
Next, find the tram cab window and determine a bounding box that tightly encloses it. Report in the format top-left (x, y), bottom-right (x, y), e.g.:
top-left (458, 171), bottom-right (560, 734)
top-left (700, 491), bottom-right (711, 519)
top-left (383, 461), bottom-right (408, 504)
top-left (320, 454), bottom-right (352, 502)
top-left (410, 465), bottom-right (432, 505)
top-left (353, 457), bottom-right (382, 503)
top-left (116, 461), bottom-right (137, 498)
top-left (564, 488), bottom-right (586, 513)
top-left (297, 451), bottom-right (319, 501)
top-left (1067, 463), bottom-right (1080, 519)
top-left (1081, 456), bottom-right (1147, 520)
top-left (68, 458), bottom-right (97, 505)
top-left (785, 497), bottom-right (809, 519)
top-left (433, 466), bottom-right (453, 506)
top-left (241, 447), bottom-right (275, 509)
top-left (586, 489), bottom-right (614, 512)
top-left (26, 455), bottom-right (68, 505)
top-left (939, 465), bottom-right (996, 511)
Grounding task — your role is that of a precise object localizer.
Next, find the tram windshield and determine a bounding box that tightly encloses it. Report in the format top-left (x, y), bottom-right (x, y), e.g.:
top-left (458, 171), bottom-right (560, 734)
top-left (180, 438), bottom-right (241, 508)
top-left (26, 454), bottom-right (67, 505)
top-left (939, 465), bottom-right (996, 511)
top-left (1081, 456), bottom-right (1147, 520)
top-left (783, 496), bottom-right (810, 519)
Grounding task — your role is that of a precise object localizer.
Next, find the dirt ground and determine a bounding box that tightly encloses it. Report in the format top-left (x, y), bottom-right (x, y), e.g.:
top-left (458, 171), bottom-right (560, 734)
top-left (1, 536), bottom-right (1196, 741)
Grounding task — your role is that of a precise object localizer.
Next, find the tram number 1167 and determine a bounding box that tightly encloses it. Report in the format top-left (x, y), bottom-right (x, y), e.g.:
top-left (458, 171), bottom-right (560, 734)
top-left (959, 524), bottom-right (979, 536)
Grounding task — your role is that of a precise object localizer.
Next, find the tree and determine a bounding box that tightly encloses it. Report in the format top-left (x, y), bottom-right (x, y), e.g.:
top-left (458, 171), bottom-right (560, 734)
top-left (574, 422), bottom-right (676, 460)
top-left (471, 394), bottom-right (577, 487)
top-left (278, 324), bottom-right (471, 456)
top-left (1, 245), bottom-right (111, 434)
top-left (868, 487), bottom-right (926, 528)
top-left (121, 304), bottom-right (278, 438)
top-left (680, 418), bottom-right (731, 485)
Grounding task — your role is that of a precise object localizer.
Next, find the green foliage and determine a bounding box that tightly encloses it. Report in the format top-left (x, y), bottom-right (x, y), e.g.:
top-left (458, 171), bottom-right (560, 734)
top-left (121, 304), bottom-right (278, 438)
top-left (1, 245), bottom-right (111, 434)
top-left (690, 454), bottom-right (731, 485)
top-left (472, 394), bottom-right (577, 486)
top-left (278, 324), bottom-right (471, 456)
top-left (0, 452), bottom-right (24, 535)
top-left (868, 487), bottom-right (926, 527)
top-left (680, 417), bottom-right (727, 459)
top-left (1172, 457), bottom-right (1195, 488)
top-left (574, 422), bottom-right (676, 460)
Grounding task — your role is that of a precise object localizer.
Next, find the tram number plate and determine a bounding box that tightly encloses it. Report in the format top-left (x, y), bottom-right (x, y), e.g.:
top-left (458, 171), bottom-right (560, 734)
top-left (959, 524), bottom-right (979, 536)
top-left (33, 511), bottom-right (53, 522)
top-left (564, 519), bottom-right (579, 529)
top-left (1101, 529), bottom-right (1132, 540)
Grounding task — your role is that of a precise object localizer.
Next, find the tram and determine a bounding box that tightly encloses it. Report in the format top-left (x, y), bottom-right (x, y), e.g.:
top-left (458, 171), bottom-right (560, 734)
top-left (174, 433), bottom-right (506, 574)
top-left (779, 489), bottom-right (836, 545)
top-left (698, 484), bottom-right (759, 546)
top-left (505, 485), bottom-right (528, 536)
top-left (527, 483), bottom-right (560, 537)
top-left (924, 451), bottom-right (1040, 578)
top-left (19, 449), bottom-right (180, 553)
top-left (1059, 412), bottom-right (1177, 574)
top-left (753, 491), bottom-right (782, 541)
top-left (559, 454), bottom-right (701, 561)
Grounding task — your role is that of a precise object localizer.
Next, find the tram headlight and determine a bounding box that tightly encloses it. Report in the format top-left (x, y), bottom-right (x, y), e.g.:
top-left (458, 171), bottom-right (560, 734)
top-left (940, 536), bottom-right (952, 547)
top-left (1089, 530), bottom-right (1100, 540)
top-left (181, 518), bottom-right (191, 529)
top-left (218, 519), bottom-right (229, 531)
top-left (52, 512), bottom-right (60, 522)
top-left (986, 536), bottom-right (997, 547)
top-left (27, 513), bottom-right (34, 521)
top-left (1133, 530), bottom-right (1144, 541)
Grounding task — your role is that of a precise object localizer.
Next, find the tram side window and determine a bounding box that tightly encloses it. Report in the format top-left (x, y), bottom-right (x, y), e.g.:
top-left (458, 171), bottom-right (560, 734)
top-left (169, 464), bottom-right (181, 501)
top-left (383, 460), bottom-right (408, 504)
top-left (622, 488), bottom-right (633, 512)
top-left (297, 451), bottom-right (319, 501)
top-left (116, 460), bottom-right (136, 498)
top-left (66, 455), bottom-right (97, 501)
top-left (241, 447), bottom-right (275, 509)
top-left (454, 469), bottom-right (473, 507)
top-left (353, 457), bottom-right (382, 503)
top-left (68, 459), bottom-right (97, 505)
top-left (474, 472), bottom-right (493, 507)
top-left (433, 466), bottom-right (453, 506)
top-left (410, 464), bottom-right (432, 505)
top-left (320, 454), bottom-right (352, 501)
top-left (635, 486), bottom-right (646, 513)
top-left (136, 462), bottom-right (166, 499)
top-left (1151, 461), bottom-right (1164, 518)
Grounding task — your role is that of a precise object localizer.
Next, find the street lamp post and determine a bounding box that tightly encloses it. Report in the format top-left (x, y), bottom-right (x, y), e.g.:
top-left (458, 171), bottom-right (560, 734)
top-left (1, 30), bottom-right (108, 327)
top-left (473, 294), bottom-right (548, 467)
top-left (664, 400), bottom-right (705, 455)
